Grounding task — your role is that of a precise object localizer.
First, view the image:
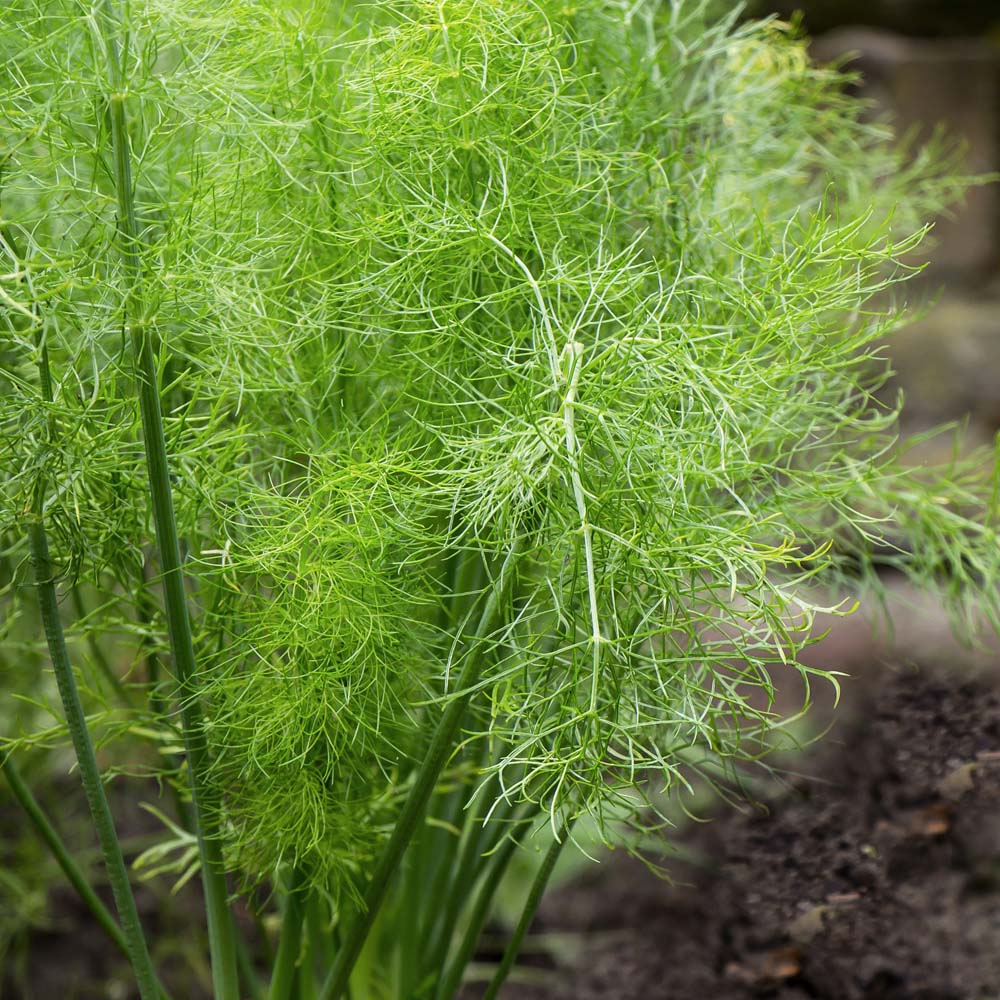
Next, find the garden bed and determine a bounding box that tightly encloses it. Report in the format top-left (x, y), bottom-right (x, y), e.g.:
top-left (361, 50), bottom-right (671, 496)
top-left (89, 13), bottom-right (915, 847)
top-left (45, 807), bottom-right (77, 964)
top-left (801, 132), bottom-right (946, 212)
top-left (5, 646), bottom-right (999, 999)
top-left (503, 661), bottom-right (1000, 1000)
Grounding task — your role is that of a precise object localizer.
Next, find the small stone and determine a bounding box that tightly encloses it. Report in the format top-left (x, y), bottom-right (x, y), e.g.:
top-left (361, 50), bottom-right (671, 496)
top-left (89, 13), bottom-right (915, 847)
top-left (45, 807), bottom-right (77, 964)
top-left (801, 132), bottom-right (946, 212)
top-left (937, 762), bottom-right (978, 802)
top-left (789, 904), bottom-right (830, 943)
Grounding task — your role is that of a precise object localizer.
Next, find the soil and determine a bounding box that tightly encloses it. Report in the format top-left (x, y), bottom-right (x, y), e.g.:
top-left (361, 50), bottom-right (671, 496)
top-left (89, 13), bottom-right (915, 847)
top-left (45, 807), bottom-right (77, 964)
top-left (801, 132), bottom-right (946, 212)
top-left (499, 662), bottom-right (1000, 1000)
top-left (4, 659), bottom-right (999, 999)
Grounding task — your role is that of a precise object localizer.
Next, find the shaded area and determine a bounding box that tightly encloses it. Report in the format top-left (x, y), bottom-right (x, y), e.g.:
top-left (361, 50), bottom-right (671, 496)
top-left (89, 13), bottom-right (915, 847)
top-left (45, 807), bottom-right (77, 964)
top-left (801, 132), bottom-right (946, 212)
top-left (506, 661), bottom-right (1000, 999)
top-left (758, 2), bottom-right (1000, 38)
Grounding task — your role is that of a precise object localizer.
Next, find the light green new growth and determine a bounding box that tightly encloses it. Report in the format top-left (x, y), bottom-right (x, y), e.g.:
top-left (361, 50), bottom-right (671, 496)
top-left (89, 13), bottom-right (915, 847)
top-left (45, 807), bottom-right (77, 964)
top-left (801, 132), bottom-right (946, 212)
top-left (1, 1), bottom-right (998, 997)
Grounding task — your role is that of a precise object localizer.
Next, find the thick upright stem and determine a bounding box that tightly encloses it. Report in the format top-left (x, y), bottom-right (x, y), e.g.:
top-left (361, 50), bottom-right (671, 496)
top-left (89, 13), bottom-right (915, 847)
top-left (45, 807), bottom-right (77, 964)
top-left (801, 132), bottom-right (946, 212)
top-left (93, 5), bottom-right (238, 996)
top-left (318, 543), bottom-right (523, 1000)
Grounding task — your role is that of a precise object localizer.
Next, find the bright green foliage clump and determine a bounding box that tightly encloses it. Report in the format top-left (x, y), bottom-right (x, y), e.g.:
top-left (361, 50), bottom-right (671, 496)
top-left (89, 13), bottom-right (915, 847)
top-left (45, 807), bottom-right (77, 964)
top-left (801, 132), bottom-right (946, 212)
top-left (1, 1), bottom-right (998, 997)
top-left (207, 458), bottom-right (437, 895)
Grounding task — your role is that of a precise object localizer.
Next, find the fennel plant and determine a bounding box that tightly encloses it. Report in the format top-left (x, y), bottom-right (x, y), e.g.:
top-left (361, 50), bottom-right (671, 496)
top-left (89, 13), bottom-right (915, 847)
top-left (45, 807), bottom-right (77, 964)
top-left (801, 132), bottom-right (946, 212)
top-left (2, 1), bottom-right (998, 997)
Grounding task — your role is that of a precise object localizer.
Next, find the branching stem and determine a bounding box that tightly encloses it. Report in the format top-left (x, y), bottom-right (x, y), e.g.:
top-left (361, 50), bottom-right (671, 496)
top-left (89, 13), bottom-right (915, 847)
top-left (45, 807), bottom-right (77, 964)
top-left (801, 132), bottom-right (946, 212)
top-left (92, 3), bottom-right (239, 996)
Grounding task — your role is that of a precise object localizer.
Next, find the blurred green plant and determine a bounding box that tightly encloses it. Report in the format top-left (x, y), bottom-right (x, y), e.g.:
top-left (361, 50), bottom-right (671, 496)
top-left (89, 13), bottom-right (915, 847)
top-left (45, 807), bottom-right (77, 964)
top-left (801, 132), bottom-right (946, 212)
top-left (0, 769), bottom-right (50, 988)
top-left (1, 1), bottom-right (998, 997)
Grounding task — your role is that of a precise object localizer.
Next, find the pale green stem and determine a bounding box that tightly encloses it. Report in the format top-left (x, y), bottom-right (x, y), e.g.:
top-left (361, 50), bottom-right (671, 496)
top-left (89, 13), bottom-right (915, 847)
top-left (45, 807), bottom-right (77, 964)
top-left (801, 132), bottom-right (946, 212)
top-left (558, 341), bottom-right (602, 713)
top-left (480, 235), bottom-right (602, 710)
top-left (2, 754), bottom-right (175, 1000)
top-left (267, 869), bottom-right (309, 1000)
top-left (481, 823), bottom-right (573, 1000)
top-left (91, 4), bottom-right (239, 996)
top-left (318, 541), bottom-right (524, 1000)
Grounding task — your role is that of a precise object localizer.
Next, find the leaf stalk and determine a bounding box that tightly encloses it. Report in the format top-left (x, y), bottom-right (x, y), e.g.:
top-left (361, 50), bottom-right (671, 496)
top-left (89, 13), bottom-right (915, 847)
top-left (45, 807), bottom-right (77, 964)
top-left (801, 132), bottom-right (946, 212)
top-left (319, 541), bottom-right (524, 1000)
top-left (92, 3), bottom-right (239, 996)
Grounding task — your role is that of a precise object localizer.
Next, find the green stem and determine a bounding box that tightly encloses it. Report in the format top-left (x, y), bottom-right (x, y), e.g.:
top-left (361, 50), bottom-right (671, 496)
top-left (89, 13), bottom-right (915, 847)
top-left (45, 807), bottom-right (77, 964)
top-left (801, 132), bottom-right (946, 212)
top-left (412, 780), bottom-right (470, 980)
top-left (318, 542), bottom-right (524, 1000)
top-left (422, 796), bottom-right (492, 978)
top-left (434, 809), bottom-right (539, 1000)
top-left (330, 920), bottom-right (353, 1000)
top-left (307, 894), bottom-right (336, 974)
top-left (299, 949), bottom-right (319, 1000)
top-left (92, 5), bottom-right (239, 996)
top-left (422, 762), bottom-right (513, 976)
top-left (27, 516), bottom-right (160, 1000)
top-left (1, 753), bottom-right (129, 956)
top-left (404, 760), bottom-right (482, 996)
top-left (1, 754), bottom-right (174, 1000)
top-left (267, 869), bottom-right (309, 1000)
top-left (136, 572), bottom-right (193, 832)
top-left (394, 829), bottom-right (425, 999)
top-left (480, 823), bottom-right (572, 1000)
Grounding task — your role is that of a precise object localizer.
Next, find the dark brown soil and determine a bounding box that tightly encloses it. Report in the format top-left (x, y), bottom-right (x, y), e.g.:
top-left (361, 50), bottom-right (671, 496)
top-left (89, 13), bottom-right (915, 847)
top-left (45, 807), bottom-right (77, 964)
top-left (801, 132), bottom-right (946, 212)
top-left (502, 663), bottom-right (1000, 1000)
top-left (5, 661), bottom-right (999, 999)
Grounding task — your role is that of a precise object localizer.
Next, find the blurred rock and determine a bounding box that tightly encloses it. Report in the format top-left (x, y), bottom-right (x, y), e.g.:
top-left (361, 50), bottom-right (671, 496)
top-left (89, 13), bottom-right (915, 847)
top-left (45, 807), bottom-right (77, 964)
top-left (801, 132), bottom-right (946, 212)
top-left (764, 1), bottom-right (1000, 38)
top-left (887, 295), bottom-right (1000, 432)
top-left (811, 29), bottom-right (1000, 286)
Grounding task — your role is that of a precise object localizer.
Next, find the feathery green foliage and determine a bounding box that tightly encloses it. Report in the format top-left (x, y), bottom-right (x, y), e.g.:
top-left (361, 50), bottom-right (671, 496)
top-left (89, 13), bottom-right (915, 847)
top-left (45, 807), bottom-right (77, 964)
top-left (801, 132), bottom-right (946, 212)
top-left (2, 1), bottom-right (998, 996)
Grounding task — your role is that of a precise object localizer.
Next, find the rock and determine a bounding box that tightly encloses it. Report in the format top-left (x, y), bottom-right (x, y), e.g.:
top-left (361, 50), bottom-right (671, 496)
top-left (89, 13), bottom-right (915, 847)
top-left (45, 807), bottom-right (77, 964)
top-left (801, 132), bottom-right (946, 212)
top-left (763, 2), bottom-right (1000, 38)
top-left (809, 29), bottom-right (1000, 287)
top-left (884, 295), bottom-right (1000, 432)
top-left (788, 904), bottom-right (831, 943)
top-left (937, 761), bottom-right (977, 801)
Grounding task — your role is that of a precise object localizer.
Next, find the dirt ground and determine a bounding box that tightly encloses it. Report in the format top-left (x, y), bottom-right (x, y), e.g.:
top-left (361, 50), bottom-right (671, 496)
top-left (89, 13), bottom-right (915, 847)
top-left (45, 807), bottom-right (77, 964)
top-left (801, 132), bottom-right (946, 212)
top-left (497, 661), bottom-right (1000, 1000)
top-left (4, 650), bottom-right (999, 999)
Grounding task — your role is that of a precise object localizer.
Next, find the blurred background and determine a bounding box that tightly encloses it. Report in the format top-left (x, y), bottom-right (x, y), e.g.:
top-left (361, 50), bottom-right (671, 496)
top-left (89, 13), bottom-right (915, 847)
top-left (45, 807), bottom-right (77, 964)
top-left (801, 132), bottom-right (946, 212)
top-left (757, 0), bottom-right (1000, 451)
